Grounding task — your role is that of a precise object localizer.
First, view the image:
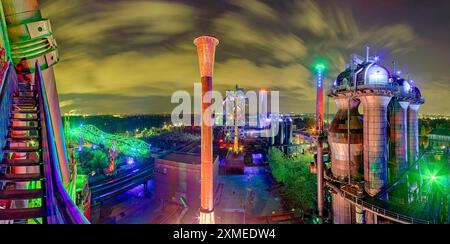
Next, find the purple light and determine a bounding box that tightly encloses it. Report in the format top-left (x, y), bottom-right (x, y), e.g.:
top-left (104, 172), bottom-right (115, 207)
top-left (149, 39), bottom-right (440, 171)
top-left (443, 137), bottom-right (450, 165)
top-left (374, 56), bottom-right (380, 62)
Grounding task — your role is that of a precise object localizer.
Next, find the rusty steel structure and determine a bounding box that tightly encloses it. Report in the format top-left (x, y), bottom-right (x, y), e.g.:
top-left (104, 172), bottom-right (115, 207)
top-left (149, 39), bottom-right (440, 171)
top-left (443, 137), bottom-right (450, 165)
top-left (327, 97), bottom-right (364, 224)
top-left (328, 97), bottom-right (363, 180)
top-left (194, 35), bottom-right (219, 224)
top-left (327, 48), bottom-right (425, 224)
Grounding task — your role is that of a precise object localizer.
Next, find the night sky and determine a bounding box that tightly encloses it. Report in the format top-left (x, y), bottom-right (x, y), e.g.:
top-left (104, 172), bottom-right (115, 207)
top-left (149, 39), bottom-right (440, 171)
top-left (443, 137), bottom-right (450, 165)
top-left (40, 0), bottom-right (450, 115)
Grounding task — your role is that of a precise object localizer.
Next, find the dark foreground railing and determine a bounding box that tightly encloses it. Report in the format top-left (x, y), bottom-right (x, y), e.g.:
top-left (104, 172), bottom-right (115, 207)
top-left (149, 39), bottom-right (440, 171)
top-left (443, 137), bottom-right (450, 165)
top-left (0, 61), bottom-right (17, 165)
top-left (35, 63), bottom-right (90, 224)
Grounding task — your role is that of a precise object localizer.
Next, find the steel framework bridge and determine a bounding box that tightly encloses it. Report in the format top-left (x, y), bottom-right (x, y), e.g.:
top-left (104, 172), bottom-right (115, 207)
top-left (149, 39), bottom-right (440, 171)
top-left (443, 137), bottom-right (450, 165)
top-left (67, 125), bottom-right (151, 158)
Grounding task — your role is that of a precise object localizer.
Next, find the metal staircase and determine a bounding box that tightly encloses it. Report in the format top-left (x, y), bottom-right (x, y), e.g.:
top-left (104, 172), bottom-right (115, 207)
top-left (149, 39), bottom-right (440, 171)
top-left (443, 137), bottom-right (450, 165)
top-left (0, 76), bottom-right (46, 222)
top-left (0, 61), bottom-right (89, 224)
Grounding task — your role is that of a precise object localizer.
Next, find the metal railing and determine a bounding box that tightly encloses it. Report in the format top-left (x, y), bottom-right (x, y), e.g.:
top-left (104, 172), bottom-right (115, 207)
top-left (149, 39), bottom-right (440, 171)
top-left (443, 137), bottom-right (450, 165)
top-left (0, 61), bottom-right (17, 164)
top-left (327, 181), bottom-right (432, 224)
top-left (340, 190), bottom-right (432, 224)
top-left (35, 62), bottom-right (89, 224)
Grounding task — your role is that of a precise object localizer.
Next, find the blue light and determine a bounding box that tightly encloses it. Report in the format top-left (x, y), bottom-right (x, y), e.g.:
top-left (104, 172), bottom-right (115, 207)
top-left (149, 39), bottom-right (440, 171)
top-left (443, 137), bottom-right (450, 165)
top-left (317, 70), bottom-right (323, 88)
top-left (127, 157), bottom-right (135, 165)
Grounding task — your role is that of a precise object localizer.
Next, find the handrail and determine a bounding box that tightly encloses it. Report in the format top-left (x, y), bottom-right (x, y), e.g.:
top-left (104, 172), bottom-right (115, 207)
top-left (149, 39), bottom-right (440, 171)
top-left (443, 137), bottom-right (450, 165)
top-left (342, 190), bottom-right (431, 224)
top-left (0, 61), bottom-right (16, 164)
top-left (34, 62), bottom-right (89, 224)
top-left (326, 181), bottom-right (432, 224)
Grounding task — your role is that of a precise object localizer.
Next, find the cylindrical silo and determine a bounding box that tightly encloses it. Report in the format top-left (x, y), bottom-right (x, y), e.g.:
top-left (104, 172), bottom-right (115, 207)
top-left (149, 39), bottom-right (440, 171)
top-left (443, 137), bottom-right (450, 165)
top-left (408, 104), bottom-right (421, 165)
top-left (331, 193), bottom-right (352, 224)
top-left (360, 95), bottom-right (392, 196)
top-left (328, 97), bottom-right (364, 224)
top-left (275, 119), bottom-right (284, 146)
top-left (389, 99), bottom-right (410, 181)
top-left (328, 97), bottom-right (364, 180)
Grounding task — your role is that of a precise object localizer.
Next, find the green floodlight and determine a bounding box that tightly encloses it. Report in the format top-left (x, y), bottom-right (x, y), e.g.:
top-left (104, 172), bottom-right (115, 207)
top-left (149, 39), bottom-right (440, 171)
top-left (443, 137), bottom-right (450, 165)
top-left (314, 63), bottom-right (326, 73)
top-left (311, 56), bottom-right (329, 74)
top-left (428, 174), bottom-right (438, 183)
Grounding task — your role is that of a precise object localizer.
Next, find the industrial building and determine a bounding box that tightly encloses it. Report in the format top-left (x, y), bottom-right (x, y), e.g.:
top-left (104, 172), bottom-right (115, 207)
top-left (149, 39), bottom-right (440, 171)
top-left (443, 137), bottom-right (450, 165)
top-left (154, 146), bottom-right (219, 211)
top-left (326, 49), bottom-right (425, 224)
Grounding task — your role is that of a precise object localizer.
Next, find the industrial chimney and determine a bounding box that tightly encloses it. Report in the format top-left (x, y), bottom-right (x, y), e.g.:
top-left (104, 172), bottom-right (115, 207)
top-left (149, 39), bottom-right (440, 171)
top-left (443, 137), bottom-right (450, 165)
top-left (194, 35), bottom-right (219, 224)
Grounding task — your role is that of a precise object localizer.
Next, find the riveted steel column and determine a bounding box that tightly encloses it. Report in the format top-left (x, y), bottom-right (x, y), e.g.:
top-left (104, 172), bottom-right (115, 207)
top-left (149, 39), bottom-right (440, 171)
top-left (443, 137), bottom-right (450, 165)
top-left (408, 104), bottom-right (420, 165)
top-left (360, 95), bottom-right (392, 197)
top-left (328, 96), bottom-right (363, 224)
top-left (329, 97), bottom-right (364, 180)
top-left (389, 100), bottom-right (410, 181)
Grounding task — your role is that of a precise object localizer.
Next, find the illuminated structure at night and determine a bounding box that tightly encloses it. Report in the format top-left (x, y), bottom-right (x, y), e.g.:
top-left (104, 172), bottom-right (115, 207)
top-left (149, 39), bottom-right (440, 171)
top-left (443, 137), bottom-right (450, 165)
top-left (326, 48), bottom-right (425, 224)
top-left (0, 0), bottom-right (88, 223)
top-left (314, 63), bottom-right (326, 222)
top-left (154, 146), bottom-right (219, 222)
top-left (223, 85), bottom-right (245, 153)
top-left (67, 125), bottom-right (151, 158)
top-left (194, 35), bottom-right (219, 224)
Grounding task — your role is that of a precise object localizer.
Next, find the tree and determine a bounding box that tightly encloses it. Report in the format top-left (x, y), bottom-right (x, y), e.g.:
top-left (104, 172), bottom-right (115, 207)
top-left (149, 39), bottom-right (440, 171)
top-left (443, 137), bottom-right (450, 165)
top-left (75, 148), bottom-right (109, 175)
top-left (269, 148), bottom-right (317, 212)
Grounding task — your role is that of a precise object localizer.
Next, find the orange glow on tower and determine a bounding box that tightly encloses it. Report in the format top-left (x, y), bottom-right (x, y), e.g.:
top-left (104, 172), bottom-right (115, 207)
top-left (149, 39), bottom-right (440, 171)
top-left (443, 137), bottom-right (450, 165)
top-left (194, 35), bottom-right (219, 224)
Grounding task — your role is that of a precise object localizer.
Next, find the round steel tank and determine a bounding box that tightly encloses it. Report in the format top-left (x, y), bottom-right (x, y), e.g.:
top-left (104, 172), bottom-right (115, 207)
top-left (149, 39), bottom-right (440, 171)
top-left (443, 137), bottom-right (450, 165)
top-left (331, 194), bottom-right (352, 224)
top-left (389, 99), bottom-right (410, 181)
top-left (328, 97), bottom-right (364, 181)
top-left (408, 104), bottom-right (420, 165)
top-left (275, 119), bottom-right (284, 146)
top-left (359, 95), bottom-right (392, 196)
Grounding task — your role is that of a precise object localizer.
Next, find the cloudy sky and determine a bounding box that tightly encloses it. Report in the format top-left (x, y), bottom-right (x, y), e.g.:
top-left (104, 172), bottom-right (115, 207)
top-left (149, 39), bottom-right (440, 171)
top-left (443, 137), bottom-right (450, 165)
top-left (40, 0), bottom-right (450, 115)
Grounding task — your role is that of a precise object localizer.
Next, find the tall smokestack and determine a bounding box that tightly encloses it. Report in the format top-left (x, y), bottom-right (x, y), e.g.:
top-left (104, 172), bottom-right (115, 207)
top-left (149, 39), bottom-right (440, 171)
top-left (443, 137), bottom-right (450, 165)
top-left (314, 63), bottom-right (325, 220)
top-left (194, 35), bottom-right (219, 224)
top-left (258, 90), bottom-right (268, 128)
top-left (315, 65), bottom-right (325, 132)
top-left (233, 86), bottom-right (240, 153)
